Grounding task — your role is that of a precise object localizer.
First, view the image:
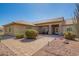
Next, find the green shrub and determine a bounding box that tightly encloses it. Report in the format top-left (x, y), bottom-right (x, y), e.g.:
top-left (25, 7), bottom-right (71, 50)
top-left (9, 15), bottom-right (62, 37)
top-left (25, 29), bottom-right (38, 39)
top-left (15, 34), bottom-right (24, 39)
top-left (64, 32), bottom-right (76, 40)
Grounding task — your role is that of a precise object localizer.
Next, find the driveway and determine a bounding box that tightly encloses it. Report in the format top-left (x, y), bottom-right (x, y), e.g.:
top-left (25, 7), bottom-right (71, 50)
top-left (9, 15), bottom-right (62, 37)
top-left (1, 35), bottom-right (55, 56)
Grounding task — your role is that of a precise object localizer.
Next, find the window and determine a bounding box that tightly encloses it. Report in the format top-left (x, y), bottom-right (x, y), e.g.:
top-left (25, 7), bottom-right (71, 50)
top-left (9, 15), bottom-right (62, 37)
top-left (9, 27), bottom-right (11, 32)
top-left (8, 27), bottom-right (12, 32)
top-left (67, 27), bottom-right (72, 32)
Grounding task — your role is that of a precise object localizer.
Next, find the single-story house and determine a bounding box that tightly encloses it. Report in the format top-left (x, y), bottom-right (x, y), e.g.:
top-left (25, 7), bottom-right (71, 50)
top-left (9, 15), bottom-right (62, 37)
top-left (0, 26), bottom-right (4, 35)
top-left (3, 21), bottom-right (36, 35)
top-left (3, 17), bottom-right (76, 36)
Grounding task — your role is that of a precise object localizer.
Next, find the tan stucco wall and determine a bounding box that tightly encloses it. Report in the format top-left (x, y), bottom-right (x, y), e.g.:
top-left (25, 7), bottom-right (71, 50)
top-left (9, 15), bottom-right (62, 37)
top-left (4, 23), bottom-right (35, 36)
top-left (4, 25), bottom-right (14, 35)
top-left (62, 24), bottom-right (75, 34)
top-left (0, 27), bottom-right (4, 35)
top-left (13, 24), bottom-right (27, 35)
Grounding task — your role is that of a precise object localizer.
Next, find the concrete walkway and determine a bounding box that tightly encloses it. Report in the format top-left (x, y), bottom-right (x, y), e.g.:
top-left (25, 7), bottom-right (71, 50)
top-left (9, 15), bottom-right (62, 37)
top-left (1, 35), bottom-right (54, 56)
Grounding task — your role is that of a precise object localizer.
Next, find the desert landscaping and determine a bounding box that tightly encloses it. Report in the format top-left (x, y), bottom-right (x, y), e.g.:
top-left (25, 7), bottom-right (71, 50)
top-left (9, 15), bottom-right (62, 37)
top-left (0, 35), bottom-right (79, 56)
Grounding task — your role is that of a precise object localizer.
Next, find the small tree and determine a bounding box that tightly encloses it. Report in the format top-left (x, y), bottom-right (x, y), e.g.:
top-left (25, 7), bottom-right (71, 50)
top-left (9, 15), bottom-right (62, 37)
top-left (74, 4), bottom-right (79, 37)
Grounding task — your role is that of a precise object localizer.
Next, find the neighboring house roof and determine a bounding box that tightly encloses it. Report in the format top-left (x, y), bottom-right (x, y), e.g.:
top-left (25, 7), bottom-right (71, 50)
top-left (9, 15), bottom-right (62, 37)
top-left (3, 21), bottom-right (35, 26)
top-left (33, 17), bottom-right (64, 24)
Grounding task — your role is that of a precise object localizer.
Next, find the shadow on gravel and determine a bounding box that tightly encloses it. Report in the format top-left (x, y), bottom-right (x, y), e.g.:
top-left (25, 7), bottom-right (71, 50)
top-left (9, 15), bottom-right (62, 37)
top-left (20, 38), bottom-right (36, 42)
top-left (0, 35), bottom-right (14, 40)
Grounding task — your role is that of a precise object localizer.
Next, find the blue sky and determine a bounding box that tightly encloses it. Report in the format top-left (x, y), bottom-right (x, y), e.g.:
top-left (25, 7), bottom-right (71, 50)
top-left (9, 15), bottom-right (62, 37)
top-left (0, 3), bottom-right (75, 25)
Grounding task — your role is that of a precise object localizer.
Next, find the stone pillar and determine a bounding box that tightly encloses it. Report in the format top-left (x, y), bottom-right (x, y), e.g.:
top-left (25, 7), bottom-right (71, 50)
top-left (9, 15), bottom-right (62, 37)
top-left (59, 23), bottom-right (63, 35)
top-left (48, 24), bottom-right (52, 35)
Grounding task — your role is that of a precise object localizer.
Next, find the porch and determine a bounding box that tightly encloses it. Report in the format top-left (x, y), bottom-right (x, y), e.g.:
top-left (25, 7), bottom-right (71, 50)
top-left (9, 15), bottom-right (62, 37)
top-left (38, 23), bottom-right (63, 35)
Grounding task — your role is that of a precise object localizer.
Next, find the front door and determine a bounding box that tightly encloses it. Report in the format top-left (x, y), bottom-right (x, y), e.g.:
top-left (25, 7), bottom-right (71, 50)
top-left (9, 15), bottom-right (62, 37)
top-left (52, 27), bottom-right (59, 35)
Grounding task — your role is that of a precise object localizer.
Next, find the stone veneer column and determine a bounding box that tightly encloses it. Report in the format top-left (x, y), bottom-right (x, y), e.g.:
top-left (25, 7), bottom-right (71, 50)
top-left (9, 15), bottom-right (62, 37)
top-left (48, 24), bottom-right (52, 35)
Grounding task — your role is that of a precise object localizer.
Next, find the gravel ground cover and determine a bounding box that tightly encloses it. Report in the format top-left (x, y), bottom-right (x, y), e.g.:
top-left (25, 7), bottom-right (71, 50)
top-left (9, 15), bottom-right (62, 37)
top-left (33, 39), bottom-right (79, 56)
top-left (0, 43), bottom-right (16, 56)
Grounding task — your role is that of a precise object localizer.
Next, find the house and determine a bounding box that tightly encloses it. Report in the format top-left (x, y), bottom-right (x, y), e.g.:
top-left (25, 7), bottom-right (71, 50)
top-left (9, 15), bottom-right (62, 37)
top-left (3, 17), bottom-right (75, 36)
top-left (63, 18), bottom-right (75, 34)
top-left (34, 17), bottom-right (65, 35)
top-left (3, 21), bottom-right (36, 35)
top-left (0, 26), bottom-right (4, 35)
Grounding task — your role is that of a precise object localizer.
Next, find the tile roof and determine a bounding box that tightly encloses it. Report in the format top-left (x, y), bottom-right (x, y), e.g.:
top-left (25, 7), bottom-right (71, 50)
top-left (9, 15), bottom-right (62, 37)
top-left (3, 20), bottom-right (35, 26)
top-left (14, 21), bottom-right (35, 26)
top-left (3, 17), bottom-right (75, 26)
top-left (33, 17), bottom-right (64, 24)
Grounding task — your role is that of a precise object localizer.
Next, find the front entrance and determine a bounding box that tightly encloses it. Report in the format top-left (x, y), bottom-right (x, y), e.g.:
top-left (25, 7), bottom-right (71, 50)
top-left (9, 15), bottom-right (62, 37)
top-left (39, 24), bottom-right (59, 35)
top-left (52, 25), bottom-right (59, 35)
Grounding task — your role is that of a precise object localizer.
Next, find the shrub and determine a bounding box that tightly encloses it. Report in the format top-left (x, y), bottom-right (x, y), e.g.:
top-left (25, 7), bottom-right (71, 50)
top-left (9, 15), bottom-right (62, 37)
top-left (25, 29), bottom-right (38, 39)
top-left (15, 34), bottom-right (24, 39)
top-left (64, 32), bottom-right (76, 40)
